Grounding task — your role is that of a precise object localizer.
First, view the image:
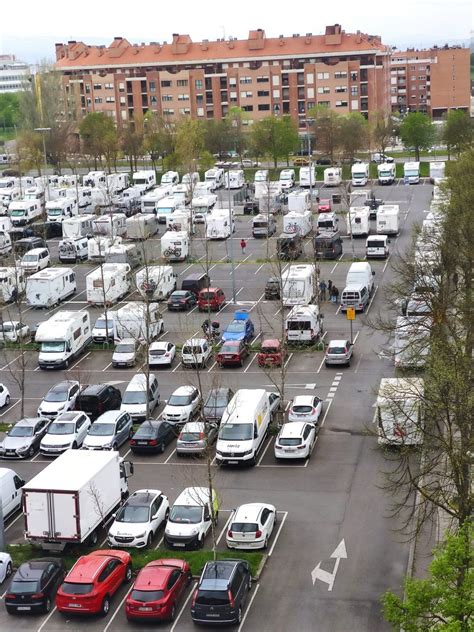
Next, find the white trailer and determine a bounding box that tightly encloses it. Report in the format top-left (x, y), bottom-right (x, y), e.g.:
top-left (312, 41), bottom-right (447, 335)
top-left (114, 301), bottom-right (164, 343)
top-left (393, 317), bottom-right (430, 369)
top-left (0, 267), bottom-right (25, 302)
top-left (86, 263), bottom-right (131, 305)
top-left (36, 310), bottom-right (92, 369)
top-left (182, 171), bottom-right (200, 186)
top-left (122, 186), bottom-right (145, 203)
top-left (59, 186), bottom-right (92, 210)
top-left (206, 209), bottom-right (233, 239)
top-left (126, 214), bottom-right (157, 240)
top-left (429, 161), bottom-right (445, 184)
top-left (285, 304), bottom-right (323, 344)
top-left (377, 162), bottom-right (396, 185)
top-left (204, 168), bottom-right (224, 190)
top-left (191, 194), bottom-right (217, 223)
top-left (107, 172), bottom-right (129, 194)
top-left (83, 171), bottom-right (106, 188)
top-left (62, 215), bottom-right (93, 239)
top-left (171, 183), bottom-right (191, 205)
top-left (0, 187), bottom-right (21, 212)
top-left (167, 210), bottom-right (193, 233)
top-left (22, 450), bottom-right (132, 550)
top-left (351, 162), bottom-right (369, 186)
top-left (156, 196), bottom-right (179, 224)
top-left (404, 162), bottom-right (420, 184)
top-left (224, 170), bottom-right (245, 189)
top-left (161, 230), bottom-right (189, 262)
top-left (46, 197), bottom-right (78, 222)
top-left (161, 171), bottom-right (179, 186)
top-left (323, 167), bottom-right (342, 187)
top-left (132, 170), bottom-right (156, 191)
top-left (88, 236), bottom-right (122, 261)
top-left (283, 210), bottom-right (313, 237)
top-left (0, 230), bottom-right (12, 256)
top-left (92, 213), bottom-right (127, 237)
top-left (57, 174), bottom-right (79, 188)
top-left (288, 191), bottom-right (311, 213)
top-left (279, 169), bottom-right (295, 190)
top-left (24, 186), bottom-right (46, 209)
top-left (282, 264), bottom-right (316, 307)
top-left (8, 200), bottom-right (43, 227)
top-left (376, 378), bottom-right (424, 446)
top-left (376, 204), bottom-right (400, 235)
top-left (136, 265), bottom-right (177, 301)
top-left (317, 212), bottom-right (339, 233)
top-left (26, 267), bottom-right (76, 308)
top-left (299, 165), bottom-right (316, 188)
top-left (193, 182), bottom-right (215, 197)
top-left (349, 206), bottom-right (370, 237)
top-left (141, 188), bottom-right (168, 214)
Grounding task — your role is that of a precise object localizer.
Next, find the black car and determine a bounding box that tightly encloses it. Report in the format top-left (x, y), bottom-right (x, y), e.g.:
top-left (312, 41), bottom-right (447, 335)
top-left (167, 290), bottom-right (197, 311)
top-left (264, 277), bottom-right (281, 300)
top-left (191, 560), bottom-right (252, 625)
top-left (243, 200), bottom-right (259, 215)
top-left (202, 388), bottom-right (234, 424)
top-left (316, 156), bottom-right (331, 165)
top-left (129, 420), bottom-right (176, 453)
top-left (276, 232), bottom-right (304, 260)
top-left (5, 558), bottom-right (65, 614)
top-left (74, 384), bottom-right (122, 421)
top-left (12, 236), bottom-right (47, 256)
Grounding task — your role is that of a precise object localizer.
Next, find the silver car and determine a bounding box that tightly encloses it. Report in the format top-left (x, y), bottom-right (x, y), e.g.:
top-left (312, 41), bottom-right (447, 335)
top-left (81, 410), bottom-right (133, 451)
top-left (176, 421), bottom-right (218, 456)
top-left (112, 339), bottom-right (140, 368)
top-left (0, 417), bottom-right (51, 459)
top-left (325, 339), bottom-right (353, 367)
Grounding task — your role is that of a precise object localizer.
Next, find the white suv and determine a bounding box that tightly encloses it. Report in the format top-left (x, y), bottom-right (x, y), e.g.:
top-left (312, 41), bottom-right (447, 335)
top-left (162, 386), bottom-right (201, 426)
top-left (181, 338), bottom-right (212, 369)
top-left (40, 411), bottom-right (91, 455)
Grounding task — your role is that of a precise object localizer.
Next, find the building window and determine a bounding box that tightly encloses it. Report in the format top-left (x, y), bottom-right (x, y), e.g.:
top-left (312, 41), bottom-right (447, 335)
top-left (85, 84), bottom-right (91, 94)
top-left (351, 86), bottom-right (358, 96)
top-left (197, 107), bottom-right (204, 116)
top-left (150, 96), bottom-right (157, 105)
top-left (179, 108), bottom-right (191, 114)
top-left (335, 86), bottom-right (347, 93)
top-left (240, 76), bottom-right (252, 84)
top-left (196, 94), bottom-right (203, 103)
top-left (94, 97), bottom-right (103, 104)
top-left (242, 105), bottom-right (253, 112)
top-left (257, 76), bottom-right (269, 83)
top-left (257, 90), bottom-right (269, 97)
top-left (118, 82), bottom-right (125, 92)
top-left (306, 73), bottom-right (314, 84)
top-left (195, 79), bottom-right (203, 89)
top-left (120, 96), bottom-right (126, 104)
top-left (163, 108), bottom-right (174, 115)
top-left (149, 81), bottom-right (156, 92)
top-left (317, 87), bottom-right (330, 94)
top-left (258, 104), bottom-right (270, 111)
top-left (229, 77), bottom-right (237, 86)
top-left (351, 99), bottom-right (359, 110)
top-left (272, 75), bottom-right (280, 86)
top-left (104, 83), bottom-right (113, 89)
top-left (162, 95), bottom-right (173, 101)
top-left (161, 80), bottom-right (172, 87)
top-left (240, 91), bottom-right (253, 98)
top-left (105, 96), bottom-right (115, 103)
top-left (334, 71), bottom-right (348, 79)
top-left (307, 101), bottom-right (315, 109)
top-left (335, 100), bottom-right (348, 107)
top-left (178, 94), bottom-right (189, 100)
top-left (273, 89), bottom-right (280, 98)
top-left (307, 87), bottom-right (314, 99)
top-left (317, 72), bottom-right (329, 80)
top-left (177, 79), bottom-right (188, 87)
top-left (350, 71), bottom-right (358, 81)
top-left (93, 83), bottom-right (101, 90)
top-left (318, 100), bottom-right (330, 107)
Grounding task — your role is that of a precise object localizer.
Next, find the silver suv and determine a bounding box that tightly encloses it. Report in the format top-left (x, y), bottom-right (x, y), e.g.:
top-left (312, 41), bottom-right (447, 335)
top-left (325, 339), bottom-right (353, 367)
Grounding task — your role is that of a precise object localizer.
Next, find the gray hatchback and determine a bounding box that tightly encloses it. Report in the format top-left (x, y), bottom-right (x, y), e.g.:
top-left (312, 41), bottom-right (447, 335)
top-left (325, 339), bottom-right (353, 367)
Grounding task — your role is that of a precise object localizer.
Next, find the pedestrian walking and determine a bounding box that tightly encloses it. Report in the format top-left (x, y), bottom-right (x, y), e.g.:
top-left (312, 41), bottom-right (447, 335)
top-left (327, 279), bottom-right (333, 294)
top-left (240, 238), bottom-right (247, 254)
top-left (319, 280), bottom-right (327, 301)
top-left (331, 285), bottom-right (339, 303)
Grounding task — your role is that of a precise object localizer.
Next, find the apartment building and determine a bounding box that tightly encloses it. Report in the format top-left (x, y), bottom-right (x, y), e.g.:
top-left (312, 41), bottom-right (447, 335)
top-left (55, 25), bottom-right (392, 128)
top-left (0, 55), bottom-right (31, 93)
top-left (390, 46), bottom-right (470, 118)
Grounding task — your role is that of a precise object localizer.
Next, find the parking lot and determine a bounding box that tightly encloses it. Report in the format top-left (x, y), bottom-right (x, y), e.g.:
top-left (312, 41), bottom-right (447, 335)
top-left (0, 178), bottom-right (433, 631)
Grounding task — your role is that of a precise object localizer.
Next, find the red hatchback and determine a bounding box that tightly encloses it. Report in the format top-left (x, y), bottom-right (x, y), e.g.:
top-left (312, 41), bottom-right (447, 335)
top-left (56, 550), bottom-right (132, 617)
top-left (257, 339), bottom-right (284, 367)
top-left (216, 340), bottom-right (249, 367)
top-left (198, 287), bottom-right (226, 312)
top-left (125, 559), bottom-right (191, 622)
top-left (318, 198), bottom-right (332, 213)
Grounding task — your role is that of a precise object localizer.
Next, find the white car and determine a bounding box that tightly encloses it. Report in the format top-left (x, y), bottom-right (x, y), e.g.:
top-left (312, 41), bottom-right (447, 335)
top-left (40, 411), bottom-right (92, 455)
top-left (148, 341), bottom-right (176, 367)
top-left (274, 421), bottom-right (317, 460)
top-left (0, 321), bottom-right (30, 343)
top-left (0, 384), bottom-right (10, 408)
top-left (37, 380), bottom-right (81, 419)
top-left (20, 247), bottom-right (50, 273)
top-left (226, 502), bottom-right (276, 550)
top-left (288, 395), bottom-right (323, 425)
top-left (107, 489), bottom-right (170, 549)
top-left (0, 552), bottom-right (13, 583)
top-left (112, 338), bottom-right (140, 368)
top-left (162, 385), bottom-right (201, 426)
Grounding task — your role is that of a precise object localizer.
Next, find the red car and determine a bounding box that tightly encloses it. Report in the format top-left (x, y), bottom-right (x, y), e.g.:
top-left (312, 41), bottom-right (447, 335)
top-left (318, 198), bottom-right (332, 213)
top-left (125, 559), bottom-right (191, 622)
top-left (257, 339), bottom-right (284, 367)
top-left (56, 550), bottom-right (132, 617)
top-left (198, 287), bottom-right (226, 311)
top-left (216, 340), bottom-right (249, 367)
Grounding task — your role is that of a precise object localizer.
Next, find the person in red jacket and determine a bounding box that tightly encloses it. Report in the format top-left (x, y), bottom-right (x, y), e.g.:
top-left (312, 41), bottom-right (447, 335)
top-left (240, 239), bottom-right (247, 254)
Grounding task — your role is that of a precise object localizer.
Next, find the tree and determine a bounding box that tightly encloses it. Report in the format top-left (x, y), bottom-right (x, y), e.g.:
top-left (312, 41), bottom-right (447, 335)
top-left (382, 525), bottom-right (473, 631)
top-left (79, 112), bottom-right (118, 171)
top-left (399, 112), bottom-right (436, 161)
top-left (0, 93), bottom-right (20, 129)
top-left (250, 116), bottom-right (299, 167)
top-left (16, 130), bottom-right (43, 174)
top-left (121, 120), bottom-right (144, 172)
top-left (278, 115), bottom-right (300, 165)
top-left (308, 105), bottom-right (341, 163)
top-left (339, 112), bottom-right (369, 163)
top-left (204, 119), bottom-right (231, 158)
top-left (226, 107), bottom-right (248, 160)
top-left (175, 118), bottom-right (205, 168)
top-left (442, 110), bottom-right (473, 157)
top-left (371, 111), bottom-right (397, 157)
top-left (143, 111), bottom-right (175, 171)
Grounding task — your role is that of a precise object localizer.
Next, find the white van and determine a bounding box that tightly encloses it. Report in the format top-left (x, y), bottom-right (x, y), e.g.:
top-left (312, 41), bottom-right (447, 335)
top-left (20, 248), bottom-right (51, 274)
top-left (181, 338), bottom-right (212, 368)
top-left (282, 264), bottom-right (316, 307)
top-left (279, 169), bottom-right (296, 190)
top-left (0, 467), bottom-right (25, 518)
top-left (366, 235), bottom-right (390, 259)
top-left (9, 200), bottom-right (42, 227)
top-left (340, 283), bottom-right (370, 312)
top-left (161, 171), bottom-right (179, 186)
top-left (317, 212), bottom-right (338, 234)
top-left (376, 378), bottom-right (424, 446)
top-left (404, 162), bottom-right (420, 185)
top-left (132, 170), bottom-right (156, 191)
top-left (58, 236), bottom-right (89, 263)
top-left (165, 487), bottom-right (219, 549)
top-left (204, 168), bottom-right (224, 190)
top-left (136, 265), bottom-right (177, 301)
top-left (120, 373), bottom-right (160, 422)
top-left (346, 262), bottom-right (375, 296)
top-left (299, 165), bottom-right (316, 188)
top-left (351, 162), bottom-right (369, 187)
top-left (216, 389), bottom-right (272, 466)
top-left (285, 304), bottom-right (323, 344)
top-left (377, 162), bottom-right (396, 185)
top-left (376, 205), bottom-right (399, 235)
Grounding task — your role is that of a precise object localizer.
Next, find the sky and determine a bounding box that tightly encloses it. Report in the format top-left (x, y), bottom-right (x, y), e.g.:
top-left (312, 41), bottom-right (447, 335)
top-left (1, 0), bottom-right (472, 63)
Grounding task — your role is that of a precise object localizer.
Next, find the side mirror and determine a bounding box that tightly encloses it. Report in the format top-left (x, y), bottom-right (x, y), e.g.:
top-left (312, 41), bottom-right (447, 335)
top-left (254, 429), bottom-right (258, 439)
top-left (372, 271), bottom-right (375, 276)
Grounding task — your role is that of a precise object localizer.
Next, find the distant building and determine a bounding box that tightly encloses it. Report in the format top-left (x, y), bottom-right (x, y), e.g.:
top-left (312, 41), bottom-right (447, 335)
top-left (0, 55), bottom-right (31, 93)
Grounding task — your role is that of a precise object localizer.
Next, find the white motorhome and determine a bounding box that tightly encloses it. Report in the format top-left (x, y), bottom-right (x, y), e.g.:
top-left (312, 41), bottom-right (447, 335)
top-left (46, 197), bottom-right (78, 222)
top-left (0, 177), bottom-right (16, 190)
top-left (106, 172), bottom-right (129, 194)
top-left (193, 181), bottom-right (215, 196)
top-left (92, 213), bottom-right (127, 237)
top-left (105, 243), bottom-right (143, 270)
top-left (83, 171), bottom-right (106, 188)
top-left (254, 169), bottom-right (269, 183)
top-left (36, 310), bottom-right (92, 369)
top-left (24, 186), bottom-right (45, 209)
top-left (114, 301), bottom-right (164, 343)
top-left (126, 214), bottom-right (157, 240)
top-left (283, 210), bottom-right (312, 237)
top-left (349, 206), bottom-right (370, 237)
top-left (132, 170), bottom-right (156, 191)
top-left (0, 187), bottom-right (21, 213)
top-left (156, 196), bottom-right (179, 224)
top-left (26, 267), bottom-right (76, 308)
top-left (323, 167), bottom-right (342, 187)
top-left (86, 263), bottom-right (131, 305)
top-left (182, 171), bottom-right (200, 186)
top-left (87, 236), bottom-right (122, 261)
top-left (206, 209), bottom-right (234, 239)
top-left (252, 213), bottom-right (277, 238)
top-left (255, 181), bottom-right (282, 203)
top-left (167, 210), bottom-right (193, 233)
top-left (171, 183), bottom-right (192, 206)
top-left (366, 234), bottom-right (390, 259)
top-left (377, 162), bottom-right (396, 185)
top-left (393, 317), bottom-right (430, 369)
top-left (225, 169), bottom-right (245, 189)
top-left (8, 200), bottom-right (43, 227)
top-left (122, 185), bottom-right (145, 204)
top-left (299, 165), bottom-right (316, 188)
top-left (0, 267), bottom-right (25, 302)
top-left (191, 194), bottom-right (217, 223)
top-left (317, 212), bottom-right (339, 234)
top-left (288, 190), bottom-right (311, 213)
top-left (161, 171), bottom-right (179, 186)
top-left (429, 161), bottom-right (445, 184)
top-left (282, 264), bottom-right (316, 307)
top-left (60, 186), bottom-right (92, 210)
top-left (57, 174), bottom-right (79, 188)
top-left (62, 215), bottom-right (93, 239)
top-left (404, 161), bottom-right (420, 184)
top-left (136, 265), bottom-right (177, 301)
top-left (279, 169), bottom-right (296, 190)
top-left (351, 162), bottom-right (369, 186)
top-left (376, 378), bottom-right (424, 446)
top-left (140, 188), bottom-right (168, 214)
top-left (216, 389), bottom-right (272, 466)
top-left (58, 236), bottom-right (89, 263)
top-left (285, 304), bottom-right (323, 344)
top-left (0, 230), bottom-right (12, 256)
top-left (161, 230), bottom-right (189, 262)
top-left (376, 204), bottom-right (399, 235)
top-left (204, 168), bottom-right (225, 190)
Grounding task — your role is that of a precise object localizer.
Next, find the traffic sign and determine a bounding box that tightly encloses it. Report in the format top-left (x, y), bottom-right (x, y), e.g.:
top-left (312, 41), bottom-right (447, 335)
top-left (346, 307), bottom-right (356, 321)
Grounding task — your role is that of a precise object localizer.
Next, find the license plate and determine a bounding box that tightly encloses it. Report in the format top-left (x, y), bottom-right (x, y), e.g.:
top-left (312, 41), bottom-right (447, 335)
top-left (224, 355), bottom-right (233, 359)
top-left (17, 606), bottom-right (31, 611)
top-left (173, 542), bottom-right (186, 547)
top-left (181, 443), bottom-right (194, 447)
top-left (137, 441), bottom-right (148, 445)
top-left (228, 460), bottom-right (238, 464)
top-left (284, 448), bottom-right (295, 452)
top-left (139, 607), bottom-right (152, 611)
top-left (68, 603), bottom-right (82, 608)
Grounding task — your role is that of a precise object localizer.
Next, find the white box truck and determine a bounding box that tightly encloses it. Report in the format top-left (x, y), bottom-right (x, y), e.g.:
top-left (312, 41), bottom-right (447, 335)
top-left (35, 310), bottom-right (92, 369)
top-left (323, 167), bottom-right (342, 187)
top-left (404, 162), bottom-right (420, 184)
top-left (349, 206), bottom-right (370, 237)
top-left (22, 450), bottom-right (133, 550)
top-left (351, 162), bottom-right (369, 187)
top-left (161, 230), bottom-right (189, 261)
top-left (136, 265), bottom-right (177, 301)
top-left (282, 264), bottom-right (316, 307)
top-left (114, 301), bottom-right (164, 343)
top-left (283, 210), bottom-right (312, 237)
top-left (26, 267), bottom-right (76, 308)
top-left (86, 263), bottom-right (131, 305)
top-left (288, 190), bottom-right (311, 213)
top-left (126, 214), bottom-right (157, 240)
top-left (299, 165), bottom-right (316, 188)
top-left (376, 204), bottom-right (399, 235)
top-left (376, 378), bottom-right (424, 446)
top-left (285, 304), bottom-right (323, 344)
top-left (377, 162), bottom-right (396, 185)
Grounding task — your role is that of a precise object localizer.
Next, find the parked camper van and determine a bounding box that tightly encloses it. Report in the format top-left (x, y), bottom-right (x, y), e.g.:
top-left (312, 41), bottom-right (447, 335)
top-left (86, 263), bottom-right (131, 305)
top-left (92, 213), bottom-right (127, 237)
top-left (204, 168), bottom-right (224, 190)
top-left (83, 171), bottom-right (106, 188)
top-left (429, 161), bottom-right (445, 184)
top-left (404, 162), bottom-right (420, 184)
top-left (254, 169), bottom-right (269, 183)
top-left (58, 236), bottom-right (88, 263)
top-left (376, 378), bottom-right (424, 446)
top-left (105, 243), bottom-right (143, 270)
top-left (62, 215), bottom-right (93, 239)
top-left (252, 214), bottom-right (276, 238)
top-left (46, 197), bottom-right (78, 222)
top-left (0, 267), bottom-right (25, 303)
top-left (36, 310), bottom-right (92, 369)
top-left (285, 304), bottom-right (323, 344)
top-left (126, 214), bottom-right (157, 240)
top-left (206, 209), bottom-right (234, 239)
top-left (299, 165), bottom-right (316, 188)
top-left (156, 196), bottom-right (179, 224)
top-left (351, 162), bottom-right (369, 186)
top-left (114, 301), bottom-right (163, 343)
top-left (366, 234), bottom-right (390, 259)
top-left (287, 190), bottom-right (311, 213)
top-left (281, 264), bottom-right (316, 307)
top-left (349, 206), bottom-right (370, 237)
top-left (283, 210), bottom-right (312, 237)
top-left (279, 169), bottom-right (296, 190)
top-left (9, 200), bottom-right (43, 227)
top-left (377, 162), bottom-right (396, 185)
top-left (191, 195), bottom-right (217, 223)
top-left (317, 212), bottom-right (338, 234)
top-left (136, 265), bottom-right (177, 301)
top-left (132, 170), bottom-right (156, 191)
top-left (323, 167), bottom-right (342, 186)
top-left (313, 231), bottom-right (343, 259)
top-left (225, 170), bottom-right (245, 189)
top-left (346, 262), bottom-right (375, 295)
top-left (26, 268), bottom-right (76, 308)
top-left (161, 230), bottom-right (189, 261)
top-left (182, 171), bottom-right (200, 186)
top-left (376, 205), bottom-right (399, 235)
top-left (161, 171), bottom-right (179, 186)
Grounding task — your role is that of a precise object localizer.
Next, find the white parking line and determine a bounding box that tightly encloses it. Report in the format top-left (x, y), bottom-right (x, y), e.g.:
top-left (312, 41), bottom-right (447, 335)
top-left (0, 400), bottom-right (19, 417)
top-left (5, 511), bottom-right (23, 532)
top-left (335, 305), bottom-right (341, 315)
top-left (69, 352), bottom-right (91, 370)
top-left (216, 511), bottom-right (233, 545)
top-left (164, 448), bottom-right (177, 463)
top-left (0, 352), bottom-right (24, 371)
top-left (353, 331), bottom-right (360, 345)
top-left (238, 584), bottom-right (260, 632)
top-left (103, 587), bottom-right (132, 632)
top-left (317, 355), bottom-right (326, 373)
top-left (170, 582), bottom-right (197, 632)
top-left (366, 285), bottom-right (379, 314)
top-left (257, 436), bottom-right (273, 466)
top-left (234, 254), bottom-right (251, 271)
top-left (154, 534), bottom-right (164, 550)
top-left (172, 361), bottom-right (182, 372)
top-left (37, 606), bottom-right (57, 632)
top-left (284, 352), bottom-right (293, 369)
top-left (243, 353), bottom-right (257, 373)
top-left (102, 361), bottom-right (112, 372)
top-left (268, 511), bottom-right (288, 557)
top-left (248, 292), bottom-right (265, 312)
top-left (320, 399), bottom-right (333, 427)
top-left (330, 253), bottom-right (343, 273)
top-left (207, 360), bottom-right (217, 373)
top-left (254, 263), bottom-right (265, 275)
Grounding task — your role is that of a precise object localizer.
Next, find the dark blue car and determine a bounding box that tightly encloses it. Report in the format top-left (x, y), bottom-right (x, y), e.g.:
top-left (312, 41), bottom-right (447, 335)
top-left (221, 310), bottom-right (255, 344)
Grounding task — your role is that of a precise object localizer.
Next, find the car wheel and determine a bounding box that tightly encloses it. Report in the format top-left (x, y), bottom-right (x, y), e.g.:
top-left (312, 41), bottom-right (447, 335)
top-left (237, 606), bottom-right (243, 624)
top-left (263, 536), bottom-right (269, 549)
top-left (88, 530), bottom-right (98, 546)
top-left (5, 562), bottom-right (12, 577)
top-left (72, 442), bottom-right (78, 449)
top-left (100, 596), bottom-right (110, 617)
top-left (128, 428), bottom-right (134, 439)
top-left (147, 533), bottom-right (153, 547)
top-left (160, 442), bottom-right (165, 454)
top-left (28, 445), bottom-right (35, 458)
top-left (5, 395), bottom-right (10, 406)
top-left (170, 603), bottom-right (176, 621)
top-left (197, 534), bottom-right (204, 549)
top-left (112, 442), bottom-right (118, 451)
top-left (248, 576), bottom-right (252, 591)
top-left (44, 597), bottom-right (52, 613)
top-left (63, 359), bottom-right (69, 369)
top-left (124, 564), bottom-right (132, 583)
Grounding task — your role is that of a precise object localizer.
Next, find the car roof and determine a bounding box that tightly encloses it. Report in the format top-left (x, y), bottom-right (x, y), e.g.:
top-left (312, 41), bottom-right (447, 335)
top-left (80, 383), bottom-right (109, 395)
top-left (221, 339), bottom-right (241, 346)
top-left (261, 338), bottom-right (280, 347)
top-left (200, 286), bottom-right (220, 292)
top-left (47, 380), bottom-right (77, 393)
top-left (181, 421), bottom-right (206, 432)
top-left (292, 395), bottom-right (316, 406)
top-left (16, 559), bottom-right (58, 580)
top-left (14, 417), bottom-right (40, 428)
top-left (67, 551), bottom-right (128, 583)
top-left (327, 339), bottom-right (349, 347)
top-left (126, 489), bottom-right (161, 506)
top-left (279, 421), bottom-right (307, 437)
top-left (23, 248), bottom-right (47, 255)
top-left (200, 560), bottom-right (243, 588)
top-left (172, 385), bottom-right (197, 396)
top-left (95, 410), bottom-right (123, 423)
top-left (233, 503), bottom-right (273, 522)
top-left (183, 338), bottom-right (206, 345)
top-left (149, 341), bottom-right (172, 350)
top-left (134, 564), bottom-right (173, 591)
top-left (55, 411), bottom-right (84, 422)
top-left (116, 338), bottom-right (135, 345)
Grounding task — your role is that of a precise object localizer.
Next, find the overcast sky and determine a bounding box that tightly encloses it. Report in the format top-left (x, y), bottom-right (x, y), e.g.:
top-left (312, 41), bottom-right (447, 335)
top-left (1, 0), bottom-right (472, 63)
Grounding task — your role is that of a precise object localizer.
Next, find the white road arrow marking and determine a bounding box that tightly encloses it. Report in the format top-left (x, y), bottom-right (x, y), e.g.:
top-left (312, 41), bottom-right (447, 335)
top-left (311, 539), bottom-right (347, 591)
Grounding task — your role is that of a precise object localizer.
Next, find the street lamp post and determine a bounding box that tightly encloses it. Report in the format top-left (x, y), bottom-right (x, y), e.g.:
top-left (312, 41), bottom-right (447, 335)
top-left (224, 163), bottom-right (237, 304)
top-left (34, 127), bottom-right (51, 201)
top-left (303, 118), bottom-right (315, 214)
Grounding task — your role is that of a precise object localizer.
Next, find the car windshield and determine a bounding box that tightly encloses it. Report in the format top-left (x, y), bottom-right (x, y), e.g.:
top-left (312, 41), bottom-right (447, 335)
top-left (22, 254), bottom-right (38, 262)
top-left (122, 391), bottom-right (146, 404)
top-left (220, 344), bottom-right (239, 354)
top-left (226, 321), bottom-right (245, 333)
top-left (10, 210), bottom-right (25, 216)
top-left (219, 423), bottom-right (253, 441)
top-left (182, 346), bottom-right (203, 355)
top-left (40, 341), bottom-right (65, 353)
top-left (9, 425), bottom-right (34, 437)
top-left (116, 505), bottom-right (150, 523)
top-left (0, 323), bottom-right (13, 332)
top-left (180, 432), bottom-right (202, 442)
top-left (45, 389), bottom-right (68, 402)
top-left (10, 580), bottom-right (39, 593)
top-left (171, 291), bottom-right (187, 298)
top-left (204, 393), bottom-right (228, 408)
top-left (115, 344), bottom-right (134, 354)
top-left (94, 319), bottom-right (110, 329)
top-left (278, 437), bottom-right (302, 446)
top-left (169, 505), bottom-right (203, 524)
top-left (150, 348), bottom-right (166, 356)
top-left (230, 522), bottom-right (259, 533)
top-left (48, 422), bottom-right (75, 435)
top-left (328, 347), bottom-right (346, 354)
top-left (261, 346), bottom-right (279, 354)
top-left (134, 424), bottom-right (158, 438)
top-left (168, 394), bottom-right (191, 406)
top-left (61, 582), bottom-right (93, 595)
top-left (131, 589), bottom-right (164, 602)
top-left (292, 405), bottom-right (313, 413)
top-left (88, 423), bottom-right (114, 436)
